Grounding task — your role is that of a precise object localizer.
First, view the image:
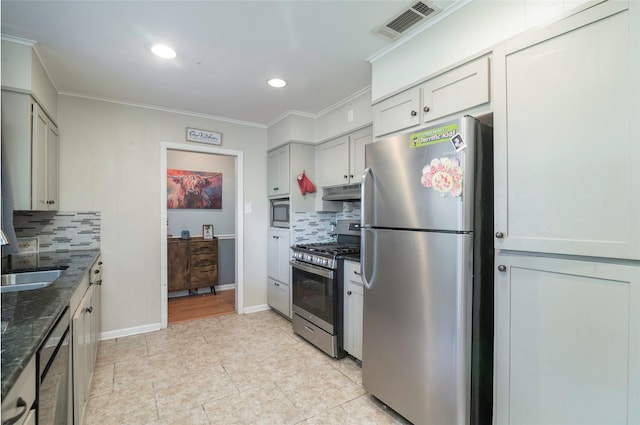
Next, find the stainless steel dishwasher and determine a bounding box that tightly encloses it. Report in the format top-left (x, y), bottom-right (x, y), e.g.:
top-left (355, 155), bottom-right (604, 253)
top-left (37, 307), bottom-right (71, 425)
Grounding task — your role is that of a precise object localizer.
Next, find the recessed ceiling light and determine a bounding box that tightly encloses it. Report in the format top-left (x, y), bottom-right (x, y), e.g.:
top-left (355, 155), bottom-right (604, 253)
top-left (267, 78), bottom-right (287, 88)
top-left (151, 44), bottom-right (176, 59)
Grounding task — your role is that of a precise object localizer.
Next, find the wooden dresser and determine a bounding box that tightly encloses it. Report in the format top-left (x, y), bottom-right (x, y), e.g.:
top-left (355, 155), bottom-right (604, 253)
top-left (167, 237), bottom-right (218, 293)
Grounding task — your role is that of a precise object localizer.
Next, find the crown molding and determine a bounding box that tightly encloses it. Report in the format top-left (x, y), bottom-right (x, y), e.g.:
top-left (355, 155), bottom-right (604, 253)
top-left (58, 91), bottom-right (268, 129)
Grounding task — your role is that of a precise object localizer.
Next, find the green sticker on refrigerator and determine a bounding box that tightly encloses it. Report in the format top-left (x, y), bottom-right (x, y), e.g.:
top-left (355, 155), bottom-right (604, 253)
top-left (409, 123), bottom-right (458, 148)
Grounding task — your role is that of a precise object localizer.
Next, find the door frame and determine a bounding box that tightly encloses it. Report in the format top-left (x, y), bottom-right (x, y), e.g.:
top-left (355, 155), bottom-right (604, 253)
top-left (160, 142), bottom-right (244, 329)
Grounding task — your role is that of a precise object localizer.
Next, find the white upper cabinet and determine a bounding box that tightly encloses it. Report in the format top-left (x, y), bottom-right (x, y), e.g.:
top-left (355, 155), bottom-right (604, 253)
top-left (372, 87), bottom-right (421, 138)
top-left (419, 56), bottom-right (490, 124)
top-left (2, 91), bottom-right (59, 211)
top-left (267, 145), bottom-right (290, 198)
top-left (317, 135), bottom-right (350, 187)
top-left (316, 126), bottom-right (373, 188)
top-left (349, 126), bottom-right (374, 181)
top-left (32, 102), bottom-right (59, 211)
top-left (493, 0), bottom-right (640, 260)
top-left (372, 55), bottom-right (492, 138)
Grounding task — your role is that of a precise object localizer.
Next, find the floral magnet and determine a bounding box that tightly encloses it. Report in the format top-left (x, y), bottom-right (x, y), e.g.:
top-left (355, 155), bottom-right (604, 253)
top-left (421, 157), bottom-right (463, 197)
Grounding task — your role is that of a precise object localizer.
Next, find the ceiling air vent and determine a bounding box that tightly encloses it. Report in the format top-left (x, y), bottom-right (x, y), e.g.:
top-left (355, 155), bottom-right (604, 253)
top-left (376, 1), bottom-right (441, 40)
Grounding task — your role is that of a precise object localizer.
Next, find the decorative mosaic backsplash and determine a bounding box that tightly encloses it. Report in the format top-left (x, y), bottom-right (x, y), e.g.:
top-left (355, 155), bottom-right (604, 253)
top-left (292, 203), bottom-right (361, 244)
top-left (13, 211), bottom-right (101, 252)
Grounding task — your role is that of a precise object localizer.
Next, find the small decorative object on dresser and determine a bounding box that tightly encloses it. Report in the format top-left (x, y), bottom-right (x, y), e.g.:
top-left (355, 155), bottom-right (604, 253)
top-left (203, 224), bottom-right (214, 240)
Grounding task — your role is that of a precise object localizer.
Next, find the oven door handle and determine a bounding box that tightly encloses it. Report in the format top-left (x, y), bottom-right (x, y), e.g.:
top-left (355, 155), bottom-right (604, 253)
top-left (290, 260), bottom-right (334, 280)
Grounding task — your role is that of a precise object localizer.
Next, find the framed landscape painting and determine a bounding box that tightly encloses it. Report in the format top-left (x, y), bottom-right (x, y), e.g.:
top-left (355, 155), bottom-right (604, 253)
top-left (167, 169), bottom-right (222, 209)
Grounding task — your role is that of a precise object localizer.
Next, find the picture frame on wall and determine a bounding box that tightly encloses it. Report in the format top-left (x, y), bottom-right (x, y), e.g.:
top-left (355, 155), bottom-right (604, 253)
top-left (203, 224), bottom-right (214, 240)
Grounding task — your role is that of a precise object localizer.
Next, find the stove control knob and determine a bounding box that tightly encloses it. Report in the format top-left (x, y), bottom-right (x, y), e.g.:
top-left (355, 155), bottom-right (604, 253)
top-left (323, 259), bottom-right (328, 266)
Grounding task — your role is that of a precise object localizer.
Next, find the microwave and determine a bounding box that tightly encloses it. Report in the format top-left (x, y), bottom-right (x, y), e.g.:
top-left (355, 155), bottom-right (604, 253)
top-left (270, 198), bottom-right (290, 228)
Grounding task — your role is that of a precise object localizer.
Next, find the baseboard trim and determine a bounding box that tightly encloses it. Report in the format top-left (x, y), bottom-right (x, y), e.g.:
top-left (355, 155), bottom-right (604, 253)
top-left (168, 283), bottom-right (236, 299)
top-left (100, 323), bottom-right (161, 341)
top-left (243, 304), bottom-right (271, 314)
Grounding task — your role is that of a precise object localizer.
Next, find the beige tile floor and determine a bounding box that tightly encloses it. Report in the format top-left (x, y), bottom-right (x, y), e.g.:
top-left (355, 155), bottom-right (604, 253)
top-left (84, 310), bottom-right (411, 425)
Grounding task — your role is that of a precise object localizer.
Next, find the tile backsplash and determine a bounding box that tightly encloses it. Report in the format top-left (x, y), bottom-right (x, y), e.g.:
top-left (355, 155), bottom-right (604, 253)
top-left (13, 211), bottom-right (101, 252)
top-left (292, 203), bottom-right (361, 244)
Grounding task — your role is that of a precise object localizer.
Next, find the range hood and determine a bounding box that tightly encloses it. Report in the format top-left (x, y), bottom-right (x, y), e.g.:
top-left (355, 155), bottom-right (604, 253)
top-left (322, 183), bottom-right (361, 201)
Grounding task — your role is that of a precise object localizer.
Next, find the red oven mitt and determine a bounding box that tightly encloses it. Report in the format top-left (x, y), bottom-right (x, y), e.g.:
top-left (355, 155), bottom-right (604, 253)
top-left (297, 170), bottom-right (316, 195)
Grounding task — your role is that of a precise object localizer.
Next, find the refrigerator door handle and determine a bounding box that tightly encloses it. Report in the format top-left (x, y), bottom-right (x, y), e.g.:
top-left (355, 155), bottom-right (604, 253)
top-left (361, 227), bottom-right (374, 290)
top-left (361, 167), bottom-right (373, 227)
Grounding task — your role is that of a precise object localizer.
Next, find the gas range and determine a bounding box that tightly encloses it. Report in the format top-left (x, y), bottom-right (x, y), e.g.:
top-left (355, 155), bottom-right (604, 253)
top-left (291, 242), bottom-right (360, 269)
top-left (290, 219), bottom-right (361, 358)
top-left (291, 220), bottom-right (361, 269)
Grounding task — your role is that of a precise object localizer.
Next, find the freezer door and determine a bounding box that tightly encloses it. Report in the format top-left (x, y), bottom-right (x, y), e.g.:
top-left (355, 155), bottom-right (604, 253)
top-left (362, 117), bottom-right (477, 232)
top-left (362, 228), bottom-right (473, 425)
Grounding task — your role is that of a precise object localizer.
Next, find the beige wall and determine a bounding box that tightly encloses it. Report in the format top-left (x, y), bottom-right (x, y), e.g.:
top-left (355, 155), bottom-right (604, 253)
top-left (371, 0), bottom-right (590, 101)
top-left (57, 95), bottom-right (268, 334)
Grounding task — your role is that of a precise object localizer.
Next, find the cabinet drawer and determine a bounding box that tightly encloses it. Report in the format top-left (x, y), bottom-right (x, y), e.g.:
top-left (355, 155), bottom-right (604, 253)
top-left (190, 242), bottom-right (216, 255)
top-left (191, 268), bottom-right (217, 287)
top-left (191, 254), bottom-right (214, 268)
top-left (267, 278), bottom-right (290, 317)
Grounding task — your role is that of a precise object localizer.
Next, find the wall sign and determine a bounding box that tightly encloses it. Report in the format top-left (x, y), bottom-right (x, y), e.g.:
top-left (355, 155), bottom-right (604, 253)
top-left (186, 127), bottom-right (222, 145)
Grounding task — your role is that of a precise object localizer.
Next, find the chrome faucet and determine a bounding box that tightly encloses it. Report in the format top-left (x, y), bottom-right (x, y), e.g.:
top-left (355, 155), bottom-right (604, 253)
top-left (0, 229), bottom-right (9, 246)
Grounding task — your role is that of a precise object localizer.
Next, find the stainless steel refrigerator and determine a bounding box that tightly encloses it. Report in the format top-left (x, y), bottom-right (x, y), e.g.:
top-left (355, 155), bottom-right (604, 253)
top-left (361, 116), bottom-right (493, 425)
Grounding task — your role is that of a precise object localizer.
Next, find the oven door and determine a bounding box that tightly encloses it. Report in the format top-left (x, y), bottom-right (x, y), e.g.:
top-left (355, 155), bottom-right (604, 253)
top-left (291, 260), bottom-right (335, 333)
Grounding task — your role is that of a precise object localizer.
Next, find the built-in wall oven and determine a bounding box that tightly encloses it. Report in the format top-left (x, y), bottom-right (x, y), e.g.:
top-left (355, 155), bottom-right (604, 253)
top-left (291, 220), bottom-right (360, 358)
top-left (37, 307), bottom-right (71, 425)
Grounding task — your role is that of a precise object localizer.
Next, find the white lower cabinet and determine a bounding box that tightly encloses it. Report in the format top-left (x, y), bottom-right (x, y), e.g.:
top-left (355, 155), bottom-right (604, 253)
top-left (72, 258), bottom-right (101, 425)
top-left (343, 260), bottom-right (363, 361)
top-left (267, 278), bottom-right (290, 318)
top-left (1, 355), bottom-right (36, 425)
top-left (494, 252), bottom-right (640, 425)
top-left (267, 228), bottom-right (291, 318)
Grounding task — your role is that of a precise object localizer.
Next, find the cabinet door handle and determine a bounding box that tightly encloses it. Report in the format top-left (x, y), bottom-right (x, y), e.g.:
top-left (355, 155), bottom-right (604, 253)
top-left (349, 174), bottom-right (354, 179)
top-left (344, 175), bottom-right (348, 179)
top-left (353, 270), bottom-right (361, 276)
top-left (86, 306), bottom-right (93, 313)
top-left (410, 110), bottom-right (417, 117)
top-left (495, 232), bottom-right (504, 239)
top-left (274, 282), bottom-right (279, 287)
top-left (304, 325), bottom-right (315, 333)
top-left (423, 106), bottom-right (430, 113)
top-left (347, 290), bottom-right (352, 295)
top-left (273, 187), bottom-right (279, 191)
top-left (3, 396), bottom-right (27, 425)
top-left (497, 265), bottom-right (507, 272)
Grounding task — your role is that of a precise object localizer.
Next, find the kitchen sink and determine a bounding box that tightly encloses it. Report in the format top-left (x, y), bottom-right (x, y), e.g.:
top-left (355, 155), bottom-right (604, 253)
top-left (0, 269), bottom-right (66, 293)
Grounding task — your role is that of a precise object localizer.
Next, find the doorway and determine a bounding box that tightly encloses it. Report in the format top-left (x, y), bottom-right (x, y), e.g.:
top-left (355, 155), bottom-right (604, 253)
top-left (160, 142), bottom-right (244, 329)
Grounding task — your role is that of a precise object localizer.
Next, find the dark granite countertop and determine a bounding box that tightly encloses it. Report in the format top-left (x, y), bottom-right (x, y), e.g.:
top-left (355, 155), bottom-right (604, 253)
top-left (1, 249), bottom-right (100, 399)
top-left (342, 253), bottom-right (361, 262)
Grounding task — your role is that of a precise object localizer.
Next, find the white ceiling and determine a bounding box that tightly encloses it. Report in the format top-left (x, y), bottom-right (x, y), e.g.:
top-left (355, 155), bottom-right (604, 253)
top-left (1, 1), bottom-right (458, 126)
